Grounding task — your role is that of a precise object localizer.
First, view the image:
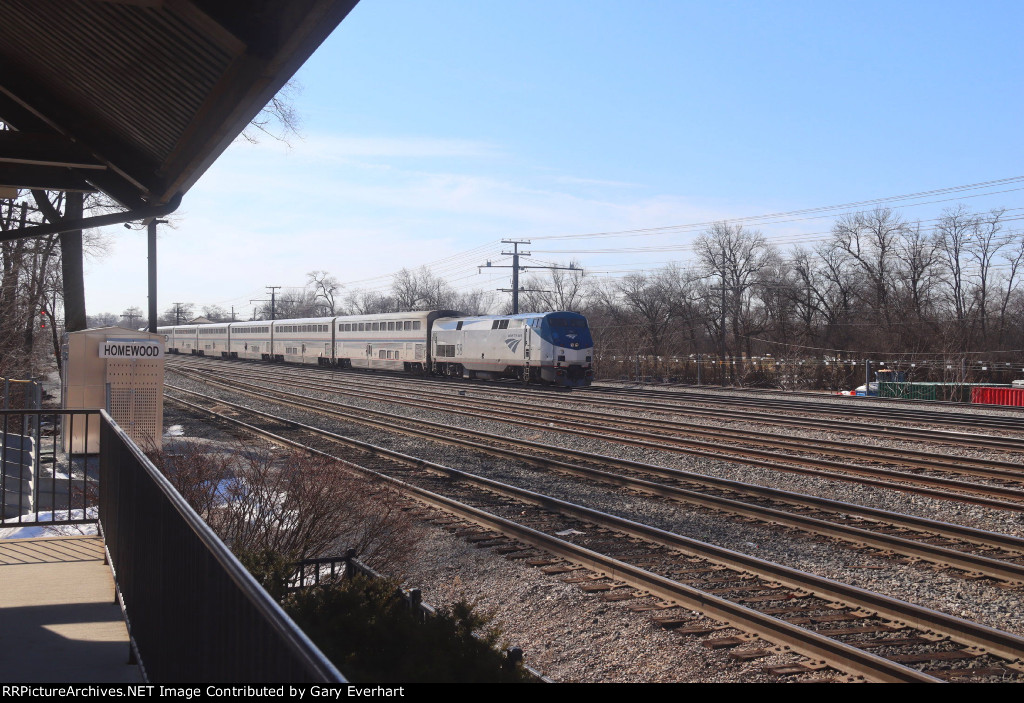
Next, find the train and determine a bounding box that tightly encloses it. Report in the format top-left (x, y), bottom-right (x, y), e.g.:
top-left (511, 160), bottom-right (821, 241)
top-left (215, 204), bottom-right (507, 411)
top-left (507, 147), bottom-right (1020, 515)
top-left (157, 310), bottom-right (594, 387)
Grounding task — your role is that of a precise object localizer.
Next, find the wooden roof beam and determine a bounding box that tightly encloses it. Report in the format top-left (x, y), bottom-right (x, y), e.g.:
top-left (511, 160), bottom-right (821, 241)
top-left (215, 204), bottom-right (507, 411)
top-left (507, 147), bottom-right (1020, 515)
top-left (0, 131), bottom-right (106, 170)
top-left (0, 163), bottom-right (97, 192)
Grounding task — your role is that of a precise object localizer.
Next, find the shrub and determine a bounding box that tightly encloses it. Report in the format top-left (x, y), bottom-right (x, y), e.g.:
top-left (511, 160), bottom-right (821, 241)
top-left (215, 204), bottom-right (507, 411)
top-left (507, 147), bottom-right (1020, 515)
top-left (283, 575), bottom-right (532, 683)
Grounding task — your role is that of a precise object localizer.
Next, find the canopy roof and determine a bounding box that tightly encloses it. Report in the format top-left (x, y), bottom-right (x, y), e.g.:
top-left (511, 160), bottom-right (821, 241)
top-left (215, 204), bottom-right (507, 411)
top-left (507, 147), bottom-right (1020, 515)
top-left (0, 0), bottom-right (358, 215)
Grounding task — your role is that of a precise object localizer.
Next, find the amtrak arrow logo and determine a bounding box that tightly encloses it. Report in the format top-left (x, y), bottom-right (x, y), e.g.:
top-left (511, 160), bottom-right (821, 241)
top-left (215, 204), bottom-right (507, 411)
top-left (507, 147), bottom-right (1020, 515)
top-left (505, 338), bottom-right (521, 353)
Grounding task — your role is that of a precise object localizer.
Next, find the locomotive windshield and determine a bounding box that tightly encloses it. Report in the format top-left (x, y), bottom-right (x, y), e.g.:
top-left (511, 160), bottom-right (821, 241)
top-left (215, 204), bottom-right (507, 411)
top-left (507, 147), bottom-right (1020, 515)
top-left (537, 313), bottom-right (593, 349)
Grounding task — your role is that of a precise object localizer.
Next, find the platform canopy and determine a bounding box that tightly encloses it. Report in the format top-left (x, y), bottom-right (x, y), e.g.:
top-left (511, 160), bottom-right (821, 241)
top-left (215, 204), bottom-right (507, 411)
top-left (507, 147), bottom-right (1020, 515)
top-left (0, 0), bottom-right (359, 233)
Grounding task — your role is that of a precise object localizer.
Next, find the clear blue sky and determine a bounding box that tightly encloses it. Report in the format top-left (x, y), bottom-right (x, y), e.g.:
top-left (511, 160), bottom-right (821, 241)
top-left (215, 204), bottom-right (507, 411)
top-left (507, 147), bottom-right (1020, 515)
top-left (86, 0), bottom-right (1024, 317)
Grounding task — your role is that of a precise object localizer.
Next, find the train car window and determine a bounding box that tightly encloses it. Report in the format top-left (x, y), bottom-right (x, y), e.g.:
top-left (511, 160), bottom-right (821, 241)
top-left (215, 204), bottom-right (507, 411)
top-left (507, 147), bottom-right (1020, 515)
top-left (456, 321), bottom-right (463, 330)
top-left (413, 321), bottom-right (421, 330)
top-left (491, 320), bottom-right (499, 329)
top-left (498, 320), bottom-right (509, 329)
top-left (404, 321), bottom-right (411, 330)
top-left (379, 349), bottom-right (386, 358)
top-left (369, 323), bottom-right (377, 331)
top-left (395, 350), bottom-right (400, 359)
top-left (357, 323), bottom-right (364, 331)
top-left (385, 322), bottom-right (392, 331)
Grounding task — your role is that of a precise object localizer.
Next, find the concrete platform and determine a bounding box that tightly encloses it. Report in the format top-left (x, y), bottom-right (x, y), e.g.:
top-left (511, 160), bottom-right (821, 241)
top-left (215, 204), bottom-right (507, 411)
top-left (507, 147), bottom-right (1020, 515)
top-left (0, 535), bottom-right (142, 682)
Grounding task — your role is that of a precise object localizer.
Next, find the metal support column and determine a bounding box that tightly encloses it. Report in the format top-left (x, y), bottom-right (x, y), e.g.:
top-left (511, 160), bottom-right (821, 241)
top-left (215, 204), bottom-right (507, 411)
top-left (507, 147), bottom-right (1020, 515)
top-left (148, 220), bottom-right (158, 333)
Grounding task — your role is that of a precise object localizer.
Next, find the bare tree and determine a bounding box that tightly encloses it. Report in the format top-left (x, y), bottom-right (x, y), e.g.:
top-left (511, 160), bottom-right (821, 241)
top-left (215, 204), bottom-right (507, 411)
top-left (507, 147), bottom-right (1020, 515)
top-left (159, 302), bottom-right (194, 326)
top-left (935, 204), bottom-right (977, 335)
top-left (966, 208), bottom-right (1008, 344)
top-left (240, 79), bottom-right (303, 146)
top-left (995, 232), bottom-right (1024, 346)
top-left (449, 289), bottom-right (492, 316)
top-left (615, 271), bottom-right (674, 356)
top-left (343, 289), bottom-right (396, 315)
top-left (694, 222), bottom-right (775, 357)
top-left (391, 266), bottom-right (458, 311)
top-left (307, 270), bottom-right (342, 316)
top-left (201, 304), bottom-right (230, 322)
top-left (519, 261), bottom-right (589, 312)
top-left (154, 441), bottom-right (419, 567)
top-left (88, 312), bottom-right (120, 328)
top-left (827, 207), bottom-right (908, 329)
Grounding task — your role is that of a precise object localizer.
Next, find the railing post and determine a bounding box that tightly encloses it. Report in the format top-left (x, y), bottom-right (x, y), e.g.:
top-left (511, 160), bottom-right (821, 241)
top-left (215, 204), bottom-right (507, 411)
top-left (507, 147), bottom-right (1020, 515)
top-left (504, 646), bottom-right (523, 672)
top-left (409, 588), bottom-right (422, 620)
top-left (344, 547), bottom-right (356, 580)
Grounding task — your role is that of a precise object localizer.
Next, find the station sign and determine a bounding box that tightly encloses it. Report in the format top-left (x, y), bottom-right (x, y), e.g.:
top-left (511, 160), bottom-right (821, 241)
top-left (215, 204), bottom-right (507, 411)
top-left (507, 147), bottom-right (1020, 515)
top-left (99, 338), bottom-right (164, 359)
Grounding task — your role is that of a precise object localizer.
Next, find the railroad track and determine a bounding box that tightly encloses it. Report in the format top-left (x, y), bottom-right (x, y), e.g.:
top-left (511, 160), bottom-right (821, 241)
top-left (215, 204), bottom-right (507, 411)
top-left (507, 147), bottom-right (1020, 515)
top-left (163, 372), bottom-right (1024, 584)
top-left (596, 379), bottom-right (1024, 414)
top-left (575, 384), bottom-right (1024, 433)
top-left (172, 360), bottom-right (1024, 483)
top-left (161, 386), bottom-right (1024, 683)
top-left (167, 361), bottom-right (1024, 512)
top-left (168, 356), bottom-right (1024, 453)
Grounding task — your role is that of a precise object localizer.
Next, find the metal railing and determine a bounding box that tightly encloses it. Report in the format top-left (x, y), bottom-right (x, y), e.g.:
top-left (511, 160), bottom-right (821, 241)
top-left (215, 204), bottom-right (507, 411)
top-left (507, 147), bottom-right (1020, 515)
top-left (293, 549), bottom-right (437, 618)
top-left (98, 413), bottom-right (345, 682)
top-left (1, 409), bottom-right (98, 525)
top-left (2, 408), bottom-right (344, 683)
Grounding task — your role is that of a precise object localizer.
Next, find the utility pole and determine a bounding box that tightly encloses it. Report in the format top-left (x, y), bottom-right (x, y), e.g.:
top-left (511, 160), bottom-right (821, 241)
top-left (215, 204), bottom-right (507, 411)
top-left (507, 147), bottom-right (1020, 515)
top-left (250, 286), bottom-right (281, 320)
top-left (171, 302), bottom-right (188, 325)
top-left (147, 218), bottom-right (168, 333)
top-left (480, 240), bottom-right (581, 314)
top-left (121, 309), bottom-right (140, 328)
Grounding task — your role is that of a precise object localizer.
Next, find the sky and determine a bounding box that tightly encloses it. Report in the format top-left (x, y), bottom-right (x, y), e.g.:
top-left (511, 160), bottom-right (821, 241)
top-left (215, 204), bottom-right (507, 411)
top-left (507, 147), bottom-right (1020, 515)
top-left (84, 0), bottom-right (1024, 318)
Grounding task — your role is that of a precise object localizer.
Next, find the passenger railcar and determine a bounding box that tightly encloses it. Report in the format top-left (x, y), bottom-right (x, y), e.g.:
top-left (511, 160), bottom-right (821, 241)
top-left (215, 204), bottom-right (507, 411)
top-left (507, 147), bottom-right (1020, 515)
top-left (332, 310), bottom-right (459, 371)
top-left (158, 309), bottom-right (593, 387)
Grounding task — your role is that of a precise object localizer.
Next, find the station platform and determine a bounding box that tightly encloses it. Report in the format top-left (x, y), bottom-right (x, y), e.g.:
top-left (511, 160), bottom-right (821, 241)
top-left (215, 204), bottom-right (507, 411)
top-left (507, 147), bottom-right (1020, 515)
top-left (0, 535), bottom-right (142, 682)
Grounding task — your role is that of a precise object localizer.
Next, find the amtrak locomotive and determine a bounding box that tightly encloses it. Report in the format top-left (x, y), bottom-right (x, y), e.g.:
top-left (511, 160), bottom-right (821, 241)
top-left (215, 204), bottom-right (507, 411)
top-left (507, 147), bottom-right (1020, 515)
top-left (158, 310), bottom-right (593, 387)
